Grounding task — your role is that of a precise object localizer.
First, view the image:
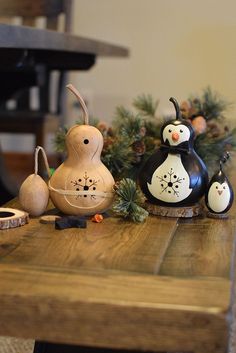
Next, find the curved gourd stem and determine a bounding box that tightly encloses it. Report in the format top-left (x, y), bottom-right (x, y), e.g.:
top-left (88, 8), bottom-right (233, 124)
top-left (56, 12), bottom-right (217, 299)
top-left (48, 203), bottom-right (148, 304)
top-left (34, 146), bottom-right (51, 178)
top-left (169, 97), bottom-right (181, 120)
top-left (66, 84), bottom-right (89, 125)
top-left (220, 151), bottom-right (230, 171)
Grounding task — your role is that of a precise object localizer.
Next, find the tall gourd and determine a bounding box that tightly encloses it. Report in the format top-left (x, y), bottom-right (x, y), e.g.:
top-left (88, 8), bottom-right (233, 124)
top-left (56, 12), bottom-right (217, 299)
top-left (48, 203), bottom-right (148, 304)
top-left (49, 84), bottom-right (115, 216)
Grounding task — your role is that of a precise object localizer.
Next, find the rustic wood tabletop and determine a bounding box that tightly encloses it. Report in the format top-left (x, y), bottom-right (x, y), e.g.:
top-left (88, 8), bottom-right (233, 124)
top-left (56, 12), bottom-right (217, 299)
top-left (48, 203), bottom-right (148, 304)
top-left (0, 169), bottom-right (236, 353)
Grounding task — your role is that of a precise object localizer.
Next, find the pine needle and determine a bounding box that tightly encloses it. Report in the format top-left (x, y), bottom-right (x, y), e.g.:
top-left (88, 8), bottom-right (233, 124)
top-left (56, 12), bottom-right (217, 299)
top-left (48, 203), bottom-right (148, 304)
top-left (133, 94), bottom-right (159, 117)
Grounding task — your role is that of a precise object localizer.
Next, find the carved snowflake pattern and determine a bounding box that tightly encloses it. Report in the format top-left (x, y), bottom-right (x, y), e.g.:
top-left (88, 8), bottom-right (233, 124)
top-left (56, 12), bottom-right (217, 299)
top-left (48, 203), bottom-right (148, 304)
top-left (157, 168), bottom-right (184, 197)
top-left (71, 172), bottom-right (99, 199)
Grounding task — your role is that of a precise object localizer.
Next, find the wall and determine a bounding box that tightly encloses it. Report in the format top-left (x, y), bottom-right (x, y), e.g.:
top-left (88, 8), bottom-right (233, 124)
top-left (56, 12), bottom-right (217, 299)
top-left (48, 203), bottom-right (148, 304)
top-left (69, 0), bottom-right (236, 125)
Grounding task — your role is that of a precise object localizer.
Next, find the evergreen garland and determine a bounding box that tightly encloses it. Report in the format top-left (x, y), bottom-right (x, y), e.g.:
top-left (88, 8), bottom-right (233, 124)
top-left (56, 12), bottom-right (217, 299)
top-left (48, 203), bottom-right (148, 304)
top-left (54, 87), bottom-right (236, 178)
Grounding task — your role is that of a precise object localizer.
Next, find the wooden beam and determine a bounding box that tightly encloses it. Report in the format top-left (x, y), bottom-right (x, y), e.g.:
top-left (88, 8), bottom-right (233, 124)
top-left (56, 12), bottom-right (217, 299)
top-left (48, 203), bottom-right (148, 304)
top-left (0, 264), bottom-right (230, 353)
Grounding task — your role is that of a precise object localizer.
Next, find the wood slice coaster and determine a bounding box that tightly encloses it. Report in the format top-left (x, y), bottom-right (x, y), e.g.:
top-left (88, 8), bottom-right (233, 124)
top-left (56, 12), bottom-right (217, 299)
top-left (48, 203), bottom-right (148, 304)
top-left (206, 211), bottom-right (228, 219)
top-left (40, 215), bottom-right (61, 224)
top-left (0, 208), bottom-right (29, 229)
top-left (144, 201), bottom-right (203, 218)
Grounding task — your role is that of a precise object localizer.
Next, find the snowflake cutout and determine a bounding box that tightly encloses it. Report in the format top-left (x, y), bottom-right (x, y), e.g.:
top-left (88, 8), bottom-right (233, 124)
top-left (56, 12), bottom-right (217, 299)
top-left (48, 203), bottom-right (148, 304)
top-left (157, 168), bottom-right (184, 197)
top-left (71, 172), bottom-right (99, 199)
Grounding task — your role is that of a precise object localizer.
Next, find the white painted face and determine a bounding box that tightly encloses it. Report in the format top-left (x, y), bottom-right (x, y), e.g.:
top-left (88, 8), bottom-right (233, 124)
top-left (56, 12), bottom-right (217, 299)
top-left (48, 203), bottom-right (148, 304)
top-left (208, 181), bottom-right (231, 213)
top-left (163, 123), bottom-right (190, 146)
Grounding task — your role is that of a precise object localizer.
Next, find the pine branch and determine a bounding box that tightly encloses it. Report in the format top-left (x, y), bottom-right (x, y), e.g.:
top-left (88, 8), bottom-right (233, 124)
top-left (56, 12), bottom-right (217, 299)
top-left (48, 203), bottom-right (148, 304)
top-left (133, 94), bottom-right (159, 117)
top-left (194, 127), bottom-right (236, 172)
top-left (190, 86), bottom-right (231, 120)
top-left (202, 86), bottom-right (231, 120)
top-left (101, 137), bottom-right (134, 177)
top-left (112, 178), bottom-right (149, 222)
top-left (53, 126), bottom-right (68, 152)
top-left (114, 106), bottom-right (144, 141)
top-left (53, 87), bottom-right (236, 182)
top-left (114, 105), bottom-right (134, 121)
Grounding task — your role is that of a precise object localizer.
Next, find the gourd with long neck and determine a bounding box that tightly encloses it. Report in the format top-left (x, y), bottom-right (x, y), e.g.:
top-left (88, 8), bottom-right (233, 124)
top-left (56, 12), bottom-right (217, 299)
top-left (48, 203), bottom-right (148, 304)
top-left (49, 84), bottom-right (114, 216)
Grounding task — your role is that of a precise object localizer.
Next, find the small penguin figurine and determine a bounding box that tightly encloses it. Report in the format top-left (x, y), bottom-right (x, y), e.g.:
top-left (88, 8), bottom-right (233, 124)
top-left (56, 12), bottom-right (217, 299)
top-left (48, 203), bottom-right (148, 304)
top-left (49, 84), bottom-right (115, 216)
top-left (205, 152), bottom-right (234, 216)
top-left (139, 97), bottom-right (208, 207)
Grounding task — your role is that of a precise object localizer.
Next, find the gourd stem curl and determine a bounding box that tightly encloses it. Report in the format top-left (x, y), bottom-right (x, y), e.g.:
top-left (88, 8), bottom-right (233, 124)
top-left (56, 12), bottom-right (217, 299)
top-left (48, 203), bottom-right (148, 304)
top-left (169, 97), bottom-right (181, 120)
top-left (66, 84), bottom-right (89, 125)
top-left (34, 146), bottom-right (51, 177)
top-left (220, 151), bottom-right (230, 171)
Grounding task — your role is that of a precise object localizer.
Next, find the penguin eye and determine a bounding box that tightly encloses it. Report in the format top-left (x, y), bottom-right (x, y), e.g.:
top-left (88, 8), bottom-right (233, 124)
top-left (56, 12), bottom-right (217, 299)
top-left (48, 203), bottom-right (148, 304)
top-left (168, 129), bottom-right (172, 133)
top-left (180, 129), bottom-right (183, 133)
top-left (216, 186), bottom-right (218, 189)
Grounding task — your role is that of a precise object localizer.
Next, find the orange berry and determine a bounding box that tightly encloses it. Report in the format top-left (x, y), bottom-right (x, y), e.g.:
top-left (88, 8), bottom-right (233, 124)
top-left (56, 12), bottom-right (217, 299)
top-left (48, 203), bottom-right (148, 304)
top-left (91, 214), bottom-right (104, 223)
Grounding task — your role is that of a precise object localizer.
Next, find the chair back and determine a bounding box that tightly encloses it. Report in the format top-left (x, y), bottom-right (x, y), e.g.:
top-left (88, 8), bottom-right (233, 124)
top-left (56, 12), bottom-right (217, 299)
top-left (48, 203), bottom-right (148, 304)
top-left (0, 0), bottom-right (73, 113)
top-left (0, 0), bottom-right (72, 30)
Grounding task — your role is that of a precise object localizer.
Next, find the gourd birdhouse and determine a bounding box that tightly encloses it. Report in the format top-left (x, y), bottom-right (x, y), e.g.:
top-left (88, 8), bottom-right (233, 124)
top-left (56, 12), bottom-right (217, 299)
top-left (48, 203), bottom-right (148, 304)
top-left (205, 152), bottom-right (234, 216)
top-left (139, 97), bottom-right (208, 209)
top-left (49, 84), bottom-right (115, 216)
top-left (19, 146), bottom-right (50, 217)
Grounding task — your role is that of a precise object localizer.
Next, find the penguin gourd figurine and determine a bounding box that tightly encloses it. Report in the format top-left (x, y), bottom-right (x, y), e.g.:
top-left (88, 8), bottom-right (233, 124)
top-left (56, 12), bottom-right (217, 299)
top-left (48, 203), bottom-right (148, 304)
top-left (205, 152), bottom-right (234, 215)
top-left (139, 97), bottom-right (208, 207)
top-left (49, 84), bottom-right (115, 216)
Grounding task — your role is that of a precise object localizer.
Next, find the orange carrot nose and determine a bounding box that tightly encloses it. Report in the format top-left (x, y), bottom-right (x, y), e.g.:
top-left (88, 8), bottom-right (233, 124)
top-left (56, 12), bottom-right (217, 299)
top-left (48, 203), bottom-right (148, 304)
top-left (172, 132), bottom-right (179, 142)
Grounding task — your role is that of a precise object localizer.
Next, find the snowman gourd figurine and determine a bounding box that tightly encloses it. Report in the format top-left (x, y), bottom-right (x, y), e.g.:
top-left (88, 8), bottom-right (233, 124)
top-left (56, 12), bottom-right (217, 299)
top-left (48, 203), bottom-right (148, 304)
top-left (205, 152), bottom-right (234, 217)
top-left (139, 97), bottom-right (208, 210)
top-left (49, 84), bottom-right (115, 216)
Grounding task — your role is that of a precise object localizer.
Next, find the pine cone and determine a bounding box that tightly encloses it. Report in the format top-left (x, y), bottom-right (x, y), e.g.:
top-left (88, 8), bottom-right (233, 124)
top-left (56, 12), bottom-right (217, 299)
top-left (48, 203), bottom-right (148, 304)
top-left (224, 125), bottom-right (229, 132)
top-left (107, 127), bottom-right (115, 137)
top-left (113, 181), bottom-right (120, 191)
top-left (103, 136), bottom-right (115, 150)
top-left (132, 140), bottom-right (146, 155)
top-left (97, 122), bottom-right (108, 133)
top-left (206, 122), bottom-right (221, 138)
top-left (180, 100), bottom-right (191, 118)
top-left (180, 100), bottom-right (198, 119)
top-left (132, 140), bottom-right (146, 164)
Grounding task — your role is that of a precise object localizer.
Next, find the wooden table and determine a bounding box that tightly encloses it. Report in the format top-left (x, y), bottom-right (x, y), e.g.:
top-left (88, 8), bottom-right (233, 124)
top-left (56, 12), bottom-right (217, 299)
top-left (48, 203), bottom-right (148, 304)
top-left (0, 23), bottom-right (129, 102)
top-left (0, 23), bottom-right (128, 67)
top-left (0, 184), bottom-right (235, 353)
